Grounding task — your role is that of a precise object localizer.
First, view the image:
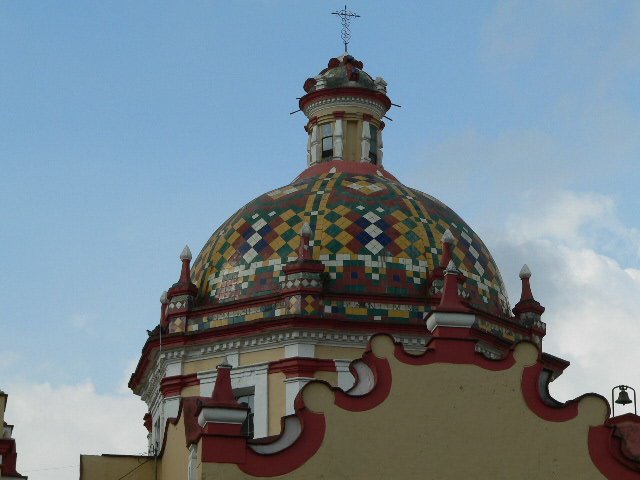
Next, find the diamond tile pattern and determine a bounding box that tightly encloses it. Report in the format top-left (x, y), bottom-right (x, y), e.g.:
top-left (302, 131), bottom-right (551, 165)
top-left (192, 168), bottom-right (510, 316)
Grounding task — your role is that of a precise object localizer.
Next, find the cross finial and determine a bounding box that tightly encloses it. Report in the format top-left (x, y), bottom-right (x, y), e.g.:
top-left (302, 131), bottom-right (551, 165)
top-left (332, 5), bottom-right (360, 53)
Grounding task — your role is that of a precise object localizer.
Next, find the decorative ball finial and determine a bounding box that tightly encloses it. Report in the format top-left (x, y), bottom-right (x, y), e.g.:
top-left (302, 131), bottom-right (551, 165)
top-left (160, 291), bottom-right (169, 304)
top-left (301, 222), bottom-right (312, 237)
top-left (180, 245), bottom-right (192, 261)
top-left (519, 264), bottom-right (532, 279)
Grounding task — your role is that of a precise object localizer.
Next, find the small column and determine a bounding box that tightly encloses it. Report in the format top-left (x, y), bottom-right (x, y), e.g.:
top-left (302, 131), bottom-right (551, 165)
top-left (333, 113), bottom-right (344, 160)
top-left (361, 120), bottom-right (371, 162)
top-left (309, 123), bottom-right (320, 166)
top-left (376, 127), bottom-right (384, 166)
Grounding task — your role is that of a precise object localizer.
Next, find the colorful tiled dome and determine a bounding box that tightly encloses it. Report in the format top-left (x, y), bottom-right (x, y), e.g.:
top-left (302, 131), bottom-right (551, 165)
top-left (191, 161), bottom-right (510, 318)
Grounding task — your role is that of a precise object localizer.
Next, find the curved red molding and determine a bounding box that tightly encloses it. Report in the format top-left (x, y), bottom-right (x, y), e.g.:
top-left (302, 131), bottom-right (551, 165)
top-left (239, 408), bottom-right (325, 477)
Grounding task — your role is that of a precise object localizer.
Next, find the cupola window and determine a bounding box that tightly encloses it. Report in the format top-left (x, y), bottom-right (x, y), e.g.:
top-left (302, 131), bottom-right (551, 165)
top-left (321, 123), bottom-right (334, 159)
top-left (369, 124), bottom-right (378, 164)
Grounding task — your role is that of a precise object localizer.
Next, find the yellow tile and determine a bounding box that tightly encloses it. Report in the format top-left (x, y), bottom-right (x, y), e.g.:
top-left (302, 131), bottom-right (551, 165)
top-left (345, 307), bottom-right (368, 316)
top-left (335, 231), bottom-right (353, 245)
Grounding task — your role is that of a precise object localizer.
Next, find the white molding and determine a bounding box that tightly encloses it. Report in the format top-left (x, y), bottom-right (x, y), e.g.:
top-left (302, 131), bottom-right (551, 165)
top-left (283, 377), bottom-right (313, 415)
top-left (333, 118), bottom-right (343, 160)
top-left (303, 96), bottom-right (387, 119)
top-left (198, 407), bottom-right (247, 427)
top-left (249, 416), bottom-right (302, 454)
top-left (425, 312), bottom-right (476, 332)
top-left (348, 360), bottom-right (375, 396)
top-left (284, 342), bottom-right (315, 358)
top-left (361, 120), bottom-right (371, 162)
top-left (334, 359), bottom-right (356, 391)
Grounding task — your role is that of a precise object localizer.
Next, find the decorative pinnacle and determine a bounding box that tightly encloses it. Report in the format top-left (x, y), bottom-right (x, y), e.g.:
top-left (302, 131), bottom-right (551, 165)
top-left (442, 229), bottom-right (455, 245)
top-left (301, 222), bottom-right (312, 237)
top-left (180, 245), bottom-right (192, 261)
top-left (519, 264), bottom-right (532, 279)
top-left (444, 259), bottom-right (458, 274)
top-left (332, 5), bottom-right (360, 53)
top-left (160, 291), bottom-right (169, 304)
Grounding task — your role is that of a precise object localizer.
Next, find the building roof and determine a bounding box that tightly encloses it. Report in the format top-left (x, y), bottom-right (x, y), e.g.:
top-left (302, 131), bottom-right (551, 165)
top-left (191, 160), bottom-right (510, 319)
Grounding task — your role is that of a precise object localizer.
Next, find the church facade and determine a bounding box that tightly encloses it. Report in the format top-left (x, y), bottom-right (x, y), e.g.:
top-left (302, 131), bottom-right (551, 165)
top-left (80, 52), bottom-right (640, 480)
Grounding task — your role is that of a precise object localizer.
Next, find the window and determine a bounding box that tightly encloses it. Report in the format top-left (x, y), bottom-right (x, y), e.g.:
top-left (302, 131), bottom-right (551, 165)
top-left (369, 124), bottom-right (378, 164)
top-left (321, 123), bottom-right (333, 159)
top-left (236, 393), bottom-right (255, 438)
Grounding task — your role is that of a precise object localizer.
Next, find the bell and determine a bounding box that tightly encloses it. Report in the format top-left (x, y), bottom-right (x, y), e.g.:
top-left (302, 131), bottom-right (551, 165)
top-left (615, 389), bottom-right (632, 405)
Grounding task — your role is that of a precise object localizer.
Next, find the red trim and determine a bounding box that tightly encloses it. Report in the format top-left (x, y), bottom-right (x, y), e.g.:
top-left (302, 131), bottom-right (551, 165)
top-left (269, 357), bottom-right (336, 378)
top-left (0, 438), bottom-right (22, 477)
top-left (589, 418), bottom-right (640, 478)
top-left (282, 261), bottom-right (325, 275)
top-left (159, 373), bottom-right (199, 398)
top-left (334, 350), bottom-right (392, 411)
top-left (395, 334), bottom-right (516, 371)
top-left (239, 409), bottom-right (326, 477)
top-left (299, 87), bottom-right (392, 112)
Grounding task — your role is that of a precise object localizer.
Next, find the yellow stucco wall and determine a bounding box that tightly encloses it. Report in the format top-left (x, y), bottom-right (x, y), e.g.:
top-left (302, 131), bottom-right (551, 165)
top-left (313, 370), bottom-right (337, 385)
top-left (268, 372), bottom-right (286, 436)
top-left (160, 412), bottom-right (190, 479)
top-left (314, 345), bottom-right (363, 360)
top-left (240, 348), bottom-right (284, 366)
top-left (201, 339), bottom-right (609, 479)
top-left (182, 356), bottom-right (225, 375)
top-left (80, 455), bottom-right (155, 480)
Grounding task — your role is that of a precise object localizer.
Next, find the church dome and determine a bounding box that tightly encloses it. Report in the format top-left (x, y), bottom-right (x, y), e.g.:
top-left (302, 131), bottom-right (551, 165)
top-left (191, 160), bottom-right (510, 319)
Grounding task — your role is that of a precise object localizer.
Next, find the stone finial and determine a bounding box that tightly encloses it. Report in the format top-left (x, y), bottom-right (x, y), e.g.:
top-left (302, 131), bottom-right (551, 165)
top-left (167, 245), bottom-right (198, 299)
top-left (438, 258), bottom-right (468, 312)
top-left (298, 223), bottom-right (313, 261)
top-left (180, 245), bottom-right (192, 261)
top-left (374, 76), bottom-right (388, 93)
top-left (445, 259), bottom-right (458, 274)
top-left (512, 263), bottom-right (545, 319)
top-left (160, 291), bottom-right (169, 304)
top-left (439, 229), bottom-right (455, 268)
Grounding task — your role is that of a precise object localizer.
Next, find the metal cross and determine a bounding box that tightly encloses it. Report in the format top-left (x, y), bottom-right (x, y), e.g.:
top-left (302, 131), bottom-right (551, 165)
top-left (332, 5), bottom-right (360, 53)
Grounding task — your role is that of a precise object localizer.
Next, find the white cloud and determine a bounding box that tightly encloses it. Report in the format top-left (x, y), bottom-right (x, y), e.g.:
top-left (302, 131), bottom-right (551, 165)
top-left (6, 381), bottom-right (148, 480)
top-left (70, 313), bottom-right (93, 329)
top-left (489, 190), bottom-right (640, 407)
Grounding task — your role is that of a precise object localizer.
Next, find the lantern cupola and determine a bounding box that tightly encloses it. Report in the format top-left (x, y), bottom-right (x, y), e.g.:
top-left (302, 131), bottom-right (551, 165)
top-left (300, 54), bottom-right (391, 167)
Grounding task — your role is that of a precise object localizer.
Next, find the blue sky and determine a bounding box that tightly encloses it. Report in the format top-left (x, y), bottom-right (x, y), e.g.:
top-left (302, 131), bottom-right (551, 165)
top-left (1, 1), bottom-right (639, 477)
